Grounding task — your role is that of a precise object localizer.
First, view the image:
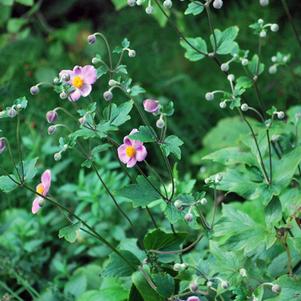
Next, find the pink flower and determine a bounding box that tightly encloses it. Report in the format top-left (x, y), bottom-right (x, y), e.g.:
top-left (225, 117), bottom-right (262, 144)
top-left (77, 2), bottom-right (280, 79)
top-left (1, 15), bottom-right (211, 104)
top-left (32, 170), bottom-right (51, 214)
top-left (187, 297), bottom-right (201, 301)
top-left (143, 99), bottom-right (160, 114)
top-left (59, 65), bottom-right (97, 102)
top-left (117, 129), bottom-right (147, 168)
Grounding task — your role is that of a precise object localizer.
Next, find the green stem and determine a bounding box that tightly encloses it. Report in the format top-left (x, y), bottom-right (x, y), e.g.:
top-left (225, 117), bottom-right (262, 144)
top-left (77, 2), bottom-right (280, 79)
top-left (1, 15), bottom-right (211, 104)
top-left (0, 281), bottom-right (23, 301)
top-left (146, 206), bottom-right (158, 229)
top-left (205, 2), bottom-right (217, 53)
top-left (16, 115), bottom-right (24, 182)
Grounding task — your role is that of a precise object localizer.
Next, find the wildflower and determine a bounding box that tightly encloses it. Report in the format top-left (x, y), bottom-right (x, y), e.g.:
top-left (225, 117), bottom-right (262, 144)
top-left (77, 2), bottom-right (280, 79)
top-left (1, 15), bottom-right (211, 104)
top-left (117, 129), bottom-right (147, 168)
top-left (187, 297), bottom-right (200, 301)
top-left (32, 170), bottom-right (51, 214)
top-left (0, 138), bottom-right (6, 154)
top-left (46, 111), bottom-right (58, 124)
top-left (143, 99), bottom-right (160, 114)
top-left (59, 65), bottom-right (97, 102)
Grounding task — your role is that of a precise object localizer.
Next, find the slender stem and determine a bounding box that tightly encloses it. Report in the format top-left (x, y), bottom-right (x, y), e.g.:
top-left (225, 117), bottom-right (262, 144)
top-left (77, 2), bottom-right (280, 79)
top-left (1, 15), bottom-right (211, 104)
top-left (146, 206), bottom-right (158, 229)
top-left (4, 138), bottom-right (21, 182)
top-left (284, 242), bottom-right (293, 276)
top-left (267, 129), bottom-right (272, 184)
top-left (281, 0), bottom-right (301, 49)
top-left (16, 115), bottom-right (24, 182)
top-left (211, 186), bottom-right (218, 228)
top-left (0, 281), bottom-right (23, 301)
top-left (205, 2), bottom-right (217, 53)
top-left (95, 33), bottom-right (113, 74)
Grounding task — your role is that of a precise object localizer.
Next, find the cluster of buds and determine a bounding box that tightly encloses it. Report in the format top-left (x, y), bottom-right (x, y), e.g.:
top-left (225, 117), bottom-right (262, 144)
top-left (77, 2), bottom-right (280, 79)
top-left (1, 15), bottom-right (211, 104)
top-left (250, 19), bottom-right (279, 38)
top-left (269, 52), bottom-right (291, 75)
top-left (173, 262), bottom-right (187, 272)
top-left (54, 143), bottom-right (68, 161)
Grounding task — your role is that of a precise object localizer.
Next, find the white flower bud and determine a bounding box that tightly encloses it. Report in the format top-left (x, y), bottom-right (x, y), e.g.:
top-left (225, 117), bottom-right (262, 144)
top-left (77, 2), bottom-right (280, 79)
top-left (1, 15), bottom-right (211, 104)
top-left (269, 65), bottom-right (277, 74)
top-left (215, 173), bottom-right (223, 183)
top-left (145, 5), bottom-right (154, 14)
top-left (205, 92), bottom-right (214, 101)
top-left (258, 18), bottom-right (264, 25)
top-left (174, 200), bottom-right (183, 210)
top-left (103, 90), bottom-right (113, 101)
top-left (271, 24), bottom-right (279, 32)
top-left (16, 104), bottom-right (22, 110)
top-left (227, 74), bottom-right (235, 82)
top-left (221, 280), bottom-right (229, 289)
top-left (277, 111), bottom-right (285, 119)
top-left (30, 85), bottom-right (40, 95)
top-left (8, 108), bottom-right (17, 118)
top-left (204, 178), bottom-right (211, 184)
top-left (53, 77), bottom-right (60, 84)
top-left (156, 117), bottom-right (165, 129)
top-left (54, 152), bottom-right (62, 161)
top-left (221, 63), bottom-right (229, 72)
top-left (189, 281), bottom-right (198, 292)
top-left (200, 198), bottom-right (207, 205)
top-left (259, 0), bottom-right (269, 6)
top-left (127, 0), bottom-right (136, 6)
top-left (271, 284), bottom-right (281, 294)
top-left (128, 49), bottom-right (136, 57)
top-left (207, 281), bottom-right (213, 288)
top-left (136, 0), bottom-right (144, 4)
top-left (241, 58), bottom-right (249, 66)
top-left (60, 91), bottom-right (68, 99)
top-left (163, 0), bottom-right (172, 8)
top-left (241, 103), bottom-right (249, 111)
top-left (173, 263), bottom-right (182, 271)
top-left (184, 212), bottom-right (193, 222)
top-left (213, 0), bottom-right (223, 9)
top-left (108, 79), bottom-right (119, 87)
top-left (219, 101), bottom-right (227, 109)
top-left (260, 30), bottom-right (267, 38)
top-left (271, 56), bottom-right (277, 62)
top-left (92, 57), bottom-right (101, 64)
top-left (239, 268), bottom-right (247, 277)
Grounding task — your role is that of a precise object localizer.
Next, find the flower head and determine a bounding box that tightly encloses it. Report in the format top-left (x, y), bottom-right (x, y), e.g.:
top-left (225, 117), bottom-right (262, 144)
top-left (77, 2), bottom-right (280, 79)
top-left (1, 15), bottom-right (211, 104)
top-left (187, 297), bottom-right (201, 301)
top-left (117, 129), bottom-right (147, 168)
top-left (32, 170), bottom-right (51, 214)
top-left (59, 65), bottom-right (97, 102)
top-left (143, 99), bottom-right (160, 114)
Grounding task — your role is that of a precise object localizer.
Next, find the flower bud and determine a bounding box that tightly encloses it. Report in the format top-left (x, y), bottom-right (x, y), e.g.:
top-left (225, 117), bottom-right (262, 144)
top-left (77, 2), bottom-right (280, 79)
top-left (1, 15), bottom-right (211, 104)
top-left (0, 138), bottom-right (6, 154)
top-left (87, 34), bottom-right (97, 45)
top-left (204, 178), bottom-right (211, 184)
top-left (79, 116), bottom-right (86, 125)
top-left (60, 91), bottom-right (68, 99)
top-left (184, 212), bottom-right (193, 222)
top-left (173, 263), bottom-right (182, 271)
top-left (53, 77), bottom-right (60, 84)
top-left (145, 5), bottom-right (154, 14)
top-left (156, 117), bottom-right (165, 129)
top-left (271, 284), bottom-right (281, 294)
top-left (174, 200), bottom-right (183, 210)
top-left (239, 268), bottom-right (247, 277)
top-left (260, 30), bottom-right (267, 38)
top-left (61, 73), bottom-right (70, 82)
top-left (241, 58), bottom-right (249, 66)
top-left (54, 152), bottom-right (62, 161)
top-left (277, 111), bottom-right (285, 119)
top-left (269, 65), bottom-right (277, 74)
top-left (271, 24), bottom-right (279, 32)
top-left (46, 111), bottom-right (58, 124)
top-left (259, 0), bottom-right (269, 6)
top-left (271, 56), bottom-right (277, 62)
top-left (205, 92), bottom-right (214, 101)
top-left (8, 108), bottom-right (17, 118)
top-left (207, 280), bottom-right (213, 288)
top-left (189, 281), bottom-right (198, 292)
top-left (200, 198), bottom-right (207, 205)
top-left (143, 99), bottom-right (160, 114)
top-left (128, 49), bottom-right (136, 57)
top-left (48, 125), bottom-right (56, 135)
top-left (221, 63), bottom-right (229, 72)
top-left (92, 57), bottom-right (101, 64)
top-left (136, 0), bottom-right (144, 4)
top-left (219, 101), bottom-right (227, 109)
top-left (16, 104), bottom-right (22, 111)
top-left (213, 0), bottom-right (223, 9)
top-left (258, 18), bottom-right (264, 25)
top-left (221, 280), bottom-right (229, 289)
top-left (163, 0), bottom-right (172, 8)
top-left (103, 90), bottom-right (113, 101)
top-left (109, 79), bottom-right (119, 87)
top-left (30, 85), bottom-right (40, 95)
top-left (187, 297), bottom-right (200, 301)
top-left (215, 173), bottom-right (223, 183)
top-left (63, 144), bottom-right (68, 151)
top-left (127, 0), bottom-right (136, 6)
top-left (241, 103), bottom-right (249, 111)
top-left (227, 74), bottom-right (235, 82)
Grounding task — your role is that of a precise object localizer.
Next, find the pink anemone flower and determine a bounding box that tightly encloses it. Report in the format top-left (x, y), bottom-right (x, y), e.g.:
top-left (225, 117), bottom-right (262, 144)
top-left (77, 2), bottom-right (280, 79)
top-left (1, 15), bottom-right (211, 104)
top-left (32, 169), bottom-right (52, 214)
top-left (60, 65), bottom-right (97, 102)
top-left (117, 129), bottom-right (147, 168)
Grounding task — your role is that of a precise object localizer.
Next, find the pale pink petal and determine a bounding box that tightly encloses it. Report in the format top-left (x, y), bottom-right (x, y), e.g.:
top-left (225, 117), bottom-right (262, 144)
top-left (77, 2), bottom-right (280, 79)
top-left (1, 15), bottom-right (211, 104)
top-left (59, 69), bottom-right (72, 80)
top-left (81, 65), bottom-right (97, 84)
top-left (127, 157), bottom-right (137, 168)
top-left (117, 144), bottom-right (130, 164)
top-left (143, 99), bottom-right (159, 113)
top-left (136, 145), bottom-right (147, 162)
top-left (80, 84), bottom-right (92, 97)
top-left (32, 197), bottom-right (42, 214)
top-left (41, 170), bottom-right (51, 195)
top-left (68, 89), bottom-right (82, 102)
top-left (73, 65), bottom-right (82, 75)
top-left (123, 129), bottom-right (138, 145)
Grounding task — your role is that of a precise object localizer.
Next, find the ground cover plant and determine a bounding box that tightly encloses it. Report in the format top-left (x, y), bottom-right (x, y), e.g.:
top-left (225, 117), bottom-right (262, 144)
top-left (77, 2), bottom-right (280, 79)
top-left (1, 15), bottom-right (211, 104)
top-left (1, 0), bottom-right (301, 300)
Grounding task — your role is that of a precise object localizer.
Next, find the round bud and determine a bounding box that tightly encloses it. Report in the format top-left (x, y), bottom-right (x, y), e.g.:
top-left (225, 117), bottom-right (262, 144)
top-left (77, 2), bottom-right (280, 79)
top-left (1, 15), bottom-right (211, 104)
top-left (221, 280), bottom-right (229, 289)
top-left (184, 212), bottom-right (193, 222)
top-left (173, 263), bottom-right (182, 271)
top-left (60, 91), bottom-right (68, 99)
top-left (136, 0), bottom-right (144, 5)
top-left (241, 103), bottom-right (249, 112)
top-left (239, 268), bottom-right (247, 277)
top-left (205, 92), bottom-right (214, 101)
top-left (30, 85), bottom-right (40, 95)
top-left (207, 281), bottom-right (213, 288)
top-left (8, 108), bottom-right (17, 118)
top-left (53, 77), bottom-right (60, 85)
top-left (241, 58), bottom-right (249, 66)
top-left (61, 73), bottom-right (70, 82)
top-left (127, 0), bottom-right (136, 6)
top-left (103, 90), bottom-right (113, 101)
top-left (16, 104), bottom-right (22, 110)
top-left (200, 198), bottom-right (207, 205)
top-left (163, 0), bottom-right (172, 8)
top-left (187, 297), bottom-right (200, 301)
top-left (271, 284), bottom-right (281, 294)
top-left (87, 34), bottom-right (97, 45)
top-left (48, 125), bottom-right (56, 135)
top-left (259, 0), bottom-right (269, 6)
top-left (227, 74), bottom-right (235, 82)
top-left (258, 18), bottom-right (264, 24)
top-left (260, 30), bottom-right (267, 38)
top-left (221, 63), bottom-right (229, 72)
top-left (156, 117), bottom-right (165, 129)
top-left (46, 111), bottom-right (58, 124)
top-left (271, 56), bottom-right (277, 62)
top-left (54, 152), bottom-right (62, 161)
top-left (189, 281), bottom-right (198, 292)
top-left (219, 101), bottom-right (227, 109)
top-left (128, 49), bottom-right (136, 58)
top-left (271, 24), bottom-right (279, 32)
top-left (174, 200), bottom-right (183, 210)
top-left (215, 173), bottom-right (223, 183)
top-left (269, 65), bottom-right (277, 74)
top-left (145, 5), bottom-right (154, 14)
top-left (79, 116), bottom-right (86, 125)
top-left (180, 263), bottom-right (187, 270)
top-left (213, 0), bottom-right (223, 9)
top-left (204, 178), bottom-right (211, 184)
top-left (0, 138), bottom-right (6, 154)
top-left (277, 111), bottom-right (285, 119)
top-left (283, 55), bottom-right (289, 63)
top-left (92, 57), bottom-right (101, 64)
top-left (109, 79), bottom-right (119, 87)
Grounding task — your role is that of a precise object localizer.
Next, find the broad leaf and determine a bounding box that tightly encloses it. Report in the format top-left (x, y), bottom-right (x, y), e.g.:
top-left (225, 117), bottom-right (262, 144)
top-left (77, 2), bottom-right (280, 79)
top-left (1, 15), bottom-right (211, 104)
top-left (180, 37), bottom-right (207, 61)
top-left (58, 222), bottom-right (81, 243)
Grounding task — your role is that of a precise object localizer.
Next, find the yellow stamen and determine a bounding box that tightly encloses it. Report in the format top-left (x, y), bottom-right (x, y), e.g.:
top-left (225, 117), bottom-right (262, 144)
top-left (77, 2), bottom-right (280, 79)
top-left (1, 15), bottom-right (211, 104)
top-left (72, 76), bottom-right (84, 88)
top-left (36, 183), bottom-right (44, 195)
top-left (126, 146), bottom-right (136, 158)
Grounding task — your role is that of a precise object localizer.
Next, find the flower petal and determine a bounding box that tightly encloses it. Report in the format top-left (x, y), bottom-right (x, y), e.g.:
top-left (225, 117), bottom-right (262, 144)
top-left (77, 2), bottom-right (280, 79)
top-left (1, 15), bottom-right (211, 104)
top-left (80, 84), bottom-right (92, 97)
top-left (68, 89), bottom-right (82, 102)
top-left (41, 169), bottom-right (51, 195)
top-left (32, 197), bottom-right (42, 214)
top-left (73, 65), bottom-right (82, 75)
top-left (135, 145), bottom-right (147, 162)
top-left (117, 144), bottom-right (130, 164)
top-left (127, 157), bottom-right (137, 168)
top-left (123, 129), bottom-right (138, 145)
top-left (81, 65), bottom-right (97, 85)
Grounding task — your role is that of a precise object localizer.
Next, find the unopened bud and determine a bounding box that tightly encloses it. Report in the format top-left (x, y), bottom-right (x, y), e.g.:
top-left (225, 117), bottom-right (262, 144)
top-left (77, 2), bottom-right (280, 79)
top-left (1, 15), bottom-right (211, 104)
top-left (103, 90), bottom-right (113, 101)
top-left (200, 198), bottom-right (207, 205)
top-left (184, 212), bottom-right (193, 222)
top-left (109, 79), bottom-right (119, 87)
top-left (219, 101), bottom-right (227, 109)
top-left (79, 116), bottom-right (86, 125)
top-left (213, 0), bottom-right (223, 9)
top-left (260, 30), bottom-right (267, 38)
top-left (271, 284), bottom-right (281, 294)
top-left (207, 280), bottom-right (213, 288)
top-left (128, 49), bottom-right (136, 57)
top-left (163, 0), bottom-right (172, 8)
top-left (173, 263), bottom-right (182, 271)
top-left (30, 85), bottom-right (40, 95)
top-left (277, 111), bottom-right (285, 119)
top-left (241, 103), bottom-right (249, 111)
top-left (48, 125), bottom-right (56, 135)
top-left (241, 58), bottom-right (249, 66)
top-left (187, 296), bottom-right (200, 301)
top-left (156, 117), bottom-right (165, 129)
top-left (174, 200), bottom-right (183, 210)
top-left (54, 152), bottom-right (62, 161)
top-left (205, 92), bottom-right (214, 101)
top-left (8, 108), bottom-right (17, 118)
top-left (92, 57), bottom-right (101, 64)
top-left (221, 280), bottom-right (229, 289)
top-left (53, 77), bottom-right (60, 84)
top-left (259, 0), bottom-right (269, 6)
top-left (127, 0), bottom-right (136, 6)
top-left (60, 91), bottom-right (68, 99)
top-left (239, 268), bottom-right (247, 277)
top-left (145, 5), bottom-right (153, 14)
top-left (227, 74), bottom-right (235, 82)
top-left (215, 173), bottom-right (223, 183)
top-left (87, 34), bottom-right (97, 45)
top-left (189, 281), bottom-right (198, 292)
top-left (269, 65), bottom-right (277, 74)
top-left (46, 111), bottom-right (58, 124)
top-left (271, 24), bottom-right (279, 32)
top-left (221, 63), bottom-right (229, 72)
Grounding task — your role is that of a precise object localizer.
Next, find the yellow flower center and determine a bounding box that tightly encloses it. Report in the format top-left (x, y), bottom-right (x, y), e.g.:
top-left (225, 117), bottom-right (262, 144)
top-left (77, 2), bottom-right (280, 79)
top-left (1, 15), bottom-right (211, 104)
top-left (72, 76), bottom-right (84, 88)
top-left (36, 184), bottom-right (44, 195)
top-left (126, 146), bottom-right (136, 158)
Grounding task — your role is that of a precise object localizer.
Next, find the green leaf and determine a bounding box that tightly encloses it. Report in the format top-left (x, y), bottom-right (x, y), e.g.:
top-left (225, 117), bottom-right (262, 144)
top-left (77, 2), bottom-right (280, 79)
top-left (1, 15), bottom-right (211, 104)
top-left (77, 288), bottom-right (128, 301)
top-left (102, 250), bottom-right (140, 277)
top-left (161, 135), bottom-right (184, 159)
top-left (211, 26), bottom-right (239, 55)
top-left (109, 100), bottom-right (133, 127)
top-left (152, 273), bottom-right (174, 298)
top-left (0, 0), bottom-right (14, 6)
top-left (58, 222), bottom-right (81, 243)
top-left (265, 196), bottom-right (282, 227)
top-left (7, 18), bottom-right (27, 33)
top-left (128, 126), bottom-right (156, 143)
top-left (180, 37), bottom-right (207, 61)
top-left (235, 76), bottom-right (253, 90)
top-left (23, 157), bottom-right (38, 182)
top-left (184, 2), bottom-right (204, 16)
top-left (0, 175), bottom-right (18, 193)
top-left (16, 0), bottom-right (33, 5)
top-left (248, 54), bottom-right (265, 76)
top-left (111, 0), bottom-right (127, 10)
top-left (64, 274), bottom-right (87, 297)
top-left (118, 176), bottom-right (161, 207)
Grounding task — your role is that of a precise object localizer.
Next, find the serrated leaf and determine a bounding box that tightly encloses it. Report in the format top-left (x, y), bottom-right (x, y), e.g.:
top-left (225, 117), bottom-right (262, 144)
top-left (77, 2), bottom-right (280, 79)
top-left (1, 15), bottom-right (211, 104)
top-left (128, 126), bottom-right (156, 143)
top-left (184, 2), bottom-right (204, 16)
top-left (161, 135), bottom-right (183, 159)
top-left (180, 37), bottom-right (207, 61)
top-left (58, 222), bottom-right (81, 243)
top-left (0, 175), bottom-right (18, 193)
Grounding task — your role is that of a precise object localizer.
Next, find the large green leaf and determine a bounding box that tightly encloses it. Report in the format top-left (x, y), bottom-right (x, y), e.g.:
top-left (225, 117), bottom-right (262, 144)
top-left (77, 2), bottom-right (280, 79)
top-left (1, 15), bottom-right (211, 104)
top-left (184, 2), bottom-right (204, 15)
top-left (161, 135), bottom-right (184, 159)
top-left (180, 37), bottom-right (207, 61)
top-left (58, 222), bottom-right (81, 243)
top-left (0, 175), bottom-right (18, 193)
